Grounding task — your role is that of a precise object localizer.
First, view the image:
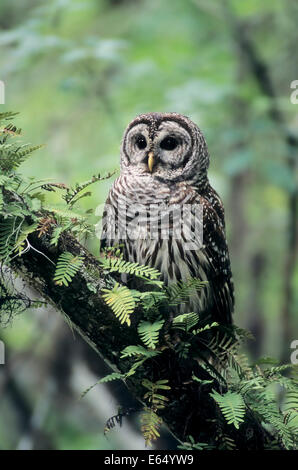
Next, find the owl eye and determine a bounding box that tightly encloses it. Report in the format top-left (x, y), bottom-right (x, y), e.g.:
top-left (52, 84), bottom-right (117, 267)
top-left (135, 135), bottom-right (147, 150)
top-left (160, 136), bottom-right (178, 151)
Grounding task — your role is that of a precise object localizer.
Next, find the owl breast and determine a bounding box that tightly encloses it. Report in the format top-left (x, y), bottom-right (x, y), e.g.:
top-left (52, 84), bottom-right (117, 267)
top-left (102, 173), bottom-right (215, 315)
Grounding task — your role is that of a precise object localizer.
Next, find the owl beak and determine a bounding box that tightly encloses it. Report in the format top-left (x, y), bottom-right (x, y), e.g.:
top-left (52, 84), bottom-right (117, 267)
top-left (147, 151), bottom-right (154, 173)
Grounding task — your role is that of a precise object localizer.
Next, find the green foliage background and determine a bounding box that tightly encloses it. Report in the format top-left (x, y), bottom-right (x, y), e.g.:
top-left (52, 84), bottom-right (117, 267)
top-left (0, 0), bottom-right (297, 450)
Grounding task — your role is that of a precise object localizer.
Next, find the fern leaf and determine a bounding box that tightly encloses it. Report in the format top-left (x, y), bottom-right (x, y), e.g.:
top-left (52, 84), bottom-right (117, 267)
top-left (140, 407), bottom-right (162, 446)
top-left (104, 408), bottom-right (136, 436)
top-left (63, 172), bottom-right (116, 205)
top-left (193, 321), bottom-right (219, 335)
top-left (102, 283), bottom-right (135, 326)
top-left (0, 111), bottom-right (19, 121)
top-left (100, 256), bottom-right (161, 280)
top-left (210, 390), bottom-right (246, 429)
top-left (43, 204), bottom-right (86, 221)
top-left (0, 142), bottom-right (43, 173)
top-left (172, 312), bottom-right (199, 332)
top-left (167, 278), bottom-right (207, 306)
top-left (138, 319), bottom-right (164, 349)
top-left (81, 372), bottom-right (123, 399)
top-left (53, 251), bottom-right (84, 286)
top-left (120, 345), bottom-right (160, 359)
top-left (14, 222), bottom-right (39, 253)
top-left (0, 219), bottom-right (19, 261)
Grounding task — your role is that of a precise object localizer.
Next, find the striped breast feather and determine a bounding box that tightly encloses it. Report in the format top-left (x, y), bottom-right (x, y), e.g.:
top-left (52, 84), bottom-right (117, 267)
top-left (101, 178), bottom-right (234, 324)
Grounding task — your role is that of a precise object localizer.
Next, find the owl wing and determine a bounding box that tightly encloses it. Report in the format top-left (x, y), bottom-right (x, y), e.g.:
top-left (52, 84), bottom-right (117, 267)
top-left (100, 193), bottom-right (111, 252)
top-left (195, 191), bottom-right (234, 325)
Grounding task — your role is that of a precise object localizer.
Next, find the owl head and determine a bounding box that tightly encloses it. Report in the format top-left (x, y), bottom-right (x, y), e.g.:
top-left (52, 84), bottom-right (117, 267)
top-left (120, 112), bottom-right (210, 187)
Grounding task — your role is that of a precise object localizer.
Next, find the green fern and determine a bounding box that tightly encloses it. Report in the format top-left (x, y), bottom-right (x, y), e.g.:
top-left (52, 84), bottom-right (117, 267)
top-left (202, 330), bottom-right (240, 375)
top-left (140, 379), bottom-right (170, 446)
top-left (178, 435), bottom-right (215, 450)
top-left (0, 142), bottom-right (43, 173)
top-left (43, 204), bottom-right (86, 221)
top-left (13, 222), bottom-right (39, 254)
top-left (192, 374), bottom-right (214, 386)
top-left (120, 345), bottom-right (160, 359)
top-left (0, 219), bottom-right (15, 261)
top-left (104, 407), bottom-right (137, 436)
top-left (53, 251), bottom-right (84, 287)
top-left (210, 390), bottom-right (246, 429)
top-left (81, 372), bottom-right (123, 399)
top-left (167, 278), bottom-right (207, 306)
top-left (0, 189), bottom-right (3, 212)
top-left (138, 319), bottom-right (165, 349)
top-left (0, 218), bottom-right (25, 261)
top-left (0, 111), bottom-right (19, 121)
top-left (217, 431), bottom-right (237, 450)
top-left (102, 283), bottom-right (135, 326)
top-left (142, 379), bottom-right (170, 409)
top-left (193, 321), bottom-right (219, 336)
top-left (100, 256), bottom-right (161, 280)
top-left (63, 172), bottom-right (116, 205)
top-left (140, 407), bottom-right (162, 446)
top-left (172, 312), bottom-right (199, 332)
top-left (252, 394), bottom-right (297, 449)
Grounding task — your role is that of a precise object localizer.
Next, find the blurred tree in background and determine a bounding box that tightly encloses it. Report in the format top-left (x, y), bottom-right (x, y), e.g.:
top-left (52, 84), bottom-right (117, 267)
top-left (0, 0), bottom-right (297, 450)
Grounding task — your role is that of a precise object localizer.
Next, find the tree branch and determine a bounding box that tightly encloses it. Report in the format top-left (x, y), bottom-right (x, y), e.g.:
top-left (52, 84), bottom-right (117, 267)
top-left (8, 230), bottom-right (271, 449)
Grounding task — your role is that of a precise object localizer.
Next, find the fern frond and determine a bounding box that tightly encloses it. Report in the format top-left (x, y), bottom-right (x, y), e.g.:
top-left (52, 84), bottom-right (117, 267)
top-left (125, 358), bottom-right (148, 377)
top-left (0, 142), bottom-right (43, 173)
top-left (0, 175), bottom-right (10, 186)
top-left (100, 256), bottom-right (161, 280)
top-left (210, 390), bottom-right (246, 429)
top-left (43, 204), bottom-right (86, 221)
top-left (217, 432), bottom-right (237, 450)
top-left (193, 321), bottom-right (219, 335)
top-left (63, 172), bottom-right (116, 205)
top-left (102, 283), bottom-right (135, 326)
top-left (172, 312), bottom-right (199, 332)
top-left (80, 372), bottom-right (123, 399)
top-left (37, 217), bottom-right (56, 238)
top-left (0, 218), bottom-right (22, 261)
top-left (138, 319), bottom-right (164, 349)
top-left (167, 278), bottom-right (207, 306)
top-left (13, 222), bottom-right (39, 254)
top-left (0, 189), bottom-right (3, 212)
top-left (178, 435), bottom-right (215, 450)
top-left (104, 407), bottom-right (137, 435)
top-left (192, 374), bottom-right (214, 386)
top-left (53, 251), bottom-right (84, 286)
top-left (140, 407), bottom-right (162, 446)
top-left (120, 345), bottom-right (160, 359)
top-left (142, 379), bottom-right (171, 409)
top-left (140, 379), bottom-right (170, 445)
top-left (252, 395), bottom-right (297, 449)
top-left (202, 331), bottom-right (240, 375)
top-left (0, 111), bottom-right (19, 121)
top-left (41, 182), bottom-right (68, 192)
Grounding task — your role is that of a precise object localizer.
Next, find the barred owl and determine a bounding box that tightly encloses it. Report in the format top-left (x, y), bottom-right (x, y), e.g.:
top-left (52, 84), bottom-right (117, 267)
top-left (101, 112), bottom-right (234, 324)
